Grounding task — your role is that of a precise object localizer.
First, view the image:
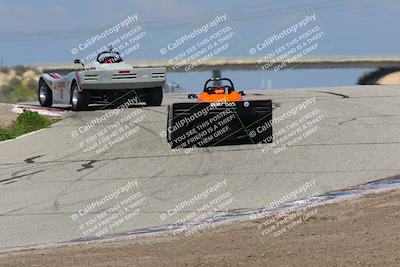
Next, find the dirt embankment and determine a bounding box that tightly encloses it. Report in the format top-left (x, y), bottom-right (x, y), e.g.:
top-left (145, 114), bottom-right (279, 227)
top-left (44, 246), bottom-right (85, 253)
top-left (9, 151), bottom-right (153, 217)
top-left (376, 71), bottom-right (400, 84)
top-left (1, 188), bottom-right (400, 267)
top-left (0, 104), bottom-right (18, 128)
top-left (358, 68), bottom-right (400, 85)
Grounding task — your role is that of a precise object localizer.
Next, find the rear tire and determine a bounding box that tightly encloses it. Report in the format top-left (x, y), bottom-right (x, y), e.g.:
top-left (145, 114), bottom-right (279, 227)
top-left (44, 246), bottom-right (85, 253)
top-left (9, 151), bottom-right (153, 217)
top-left (38, 79), bottom-right (52, 107)
top-left (146, 87), bottom-right (163, 106)
top-left (71, 82), bottom-right (89, 111)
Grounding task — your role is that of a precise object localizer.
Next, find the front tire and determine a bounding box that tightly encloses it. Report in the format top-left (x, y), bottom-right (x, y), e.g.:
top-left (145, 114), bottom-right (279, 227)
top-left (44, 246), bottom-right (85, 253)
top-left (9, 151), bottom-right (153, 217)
top-left (38, 79), bottom-right (52, 107)
top-left (71, 82), bottom-right (89, 111)
top-left (146, 87), bottom-right (163, 106)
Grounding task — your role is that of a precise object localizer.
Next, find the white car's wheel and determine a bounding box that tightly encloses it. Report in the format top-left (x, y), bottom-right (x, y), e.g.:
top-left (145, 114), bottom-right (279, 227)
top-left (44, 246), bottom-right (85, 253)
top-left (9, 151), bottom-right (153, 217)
top-left (38, 79), bottom-right (52, 107)
top-left (71, 82), bottom-right (89, 111)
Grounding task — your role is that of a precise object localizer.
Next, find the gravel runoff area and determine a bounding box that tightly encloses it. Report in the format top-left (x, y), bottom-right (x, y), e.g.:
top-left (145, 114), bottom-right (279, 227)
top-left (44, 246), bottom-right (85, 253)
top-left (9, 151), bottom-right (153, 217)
top-left (1, 188), bottom-right (399, 267)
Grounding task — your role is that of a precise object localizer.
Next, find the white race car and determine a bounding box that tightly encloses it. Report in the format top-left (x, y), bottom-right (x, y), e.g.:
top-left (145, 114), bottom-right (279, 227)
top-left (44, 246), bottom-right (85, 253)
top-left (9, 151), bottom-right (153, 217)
top-left (38, 49), bottom-right (166, 111)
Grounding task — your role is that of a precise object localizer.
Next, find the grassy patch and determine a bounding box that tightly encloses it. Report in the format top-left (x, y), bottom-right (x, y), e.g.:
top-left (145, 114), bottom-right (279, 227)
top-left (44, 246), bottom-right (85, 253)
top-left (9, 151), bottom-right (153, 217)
top-left (0, 110), bottom-right (53, 141)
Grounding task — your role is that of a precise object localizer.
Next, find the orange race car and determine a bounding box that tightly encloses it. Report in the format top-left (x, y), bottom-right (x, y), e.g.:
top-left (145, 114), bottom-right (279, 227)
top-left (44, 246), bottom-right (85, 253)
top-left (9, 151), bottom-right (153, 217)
top-left (166, 78), bottom-right (273, 149)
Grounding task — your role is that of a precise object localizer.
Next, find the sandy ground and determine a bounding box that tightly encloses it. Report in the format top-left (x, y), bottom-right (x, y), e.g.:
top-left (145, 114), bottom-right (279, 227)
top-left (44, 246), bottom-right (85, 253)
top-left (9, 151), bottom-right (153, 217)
top-left (1, 188), bottom-right (399, 267)
top-left (0, 104), bottom-right (17, 128)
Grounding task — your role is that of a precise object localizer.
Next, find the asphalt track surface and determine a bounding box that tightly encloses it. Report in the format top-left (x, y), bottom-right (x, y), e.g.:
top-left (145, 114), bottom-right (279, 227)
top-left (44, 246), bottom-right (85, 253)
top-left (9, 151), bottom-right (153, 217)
top-left (1, 85), bottom-right (400, 250)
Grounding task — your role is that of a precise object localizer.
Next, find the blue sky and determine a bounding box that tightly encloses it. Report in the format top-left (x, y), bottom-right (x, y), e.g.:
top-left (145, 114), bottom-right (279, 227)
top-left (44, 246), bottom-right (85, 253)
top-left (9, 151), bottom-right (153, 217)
top-left (0, 0), bottom-right (399, 90)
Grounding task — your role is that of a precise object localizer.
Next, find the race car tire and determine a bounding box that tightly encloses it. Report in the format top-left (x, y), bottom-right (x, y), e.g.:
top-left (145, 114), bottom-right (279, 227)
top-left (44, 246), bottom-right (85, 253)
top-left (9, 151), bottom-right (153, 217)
top-left (146, 87), bottom-right (163, 106)
top-left (38, 79), bottom-right (53, 107)
top-left (71, 81), bottom-right (89, 111)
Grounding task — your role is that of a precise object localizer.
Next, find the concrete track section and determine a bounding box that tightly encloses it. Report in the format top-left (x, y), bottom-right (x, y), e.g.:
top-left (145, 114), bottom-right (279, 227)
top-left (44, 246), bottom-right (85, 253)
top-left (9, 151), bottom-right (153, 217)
top-left (1, 85), bottom-right (400, 250)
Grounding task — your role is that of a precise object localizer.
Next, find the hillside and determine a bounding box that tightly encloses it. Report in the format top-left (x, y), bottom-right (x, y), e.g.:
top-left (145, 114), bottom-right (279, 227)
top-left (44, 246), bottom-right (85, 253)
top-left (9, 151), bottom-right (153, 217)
top-left (0, 66), bottom-right (39, 103)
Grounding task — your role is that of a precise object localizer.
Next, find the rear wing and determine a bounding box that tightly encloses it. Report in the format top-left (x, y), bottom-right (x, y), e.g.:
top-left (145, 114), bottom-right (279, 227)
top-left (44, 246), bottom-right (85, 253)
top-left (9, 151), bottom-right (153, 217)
top-left (167, 100), bottom-right (273, 149)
